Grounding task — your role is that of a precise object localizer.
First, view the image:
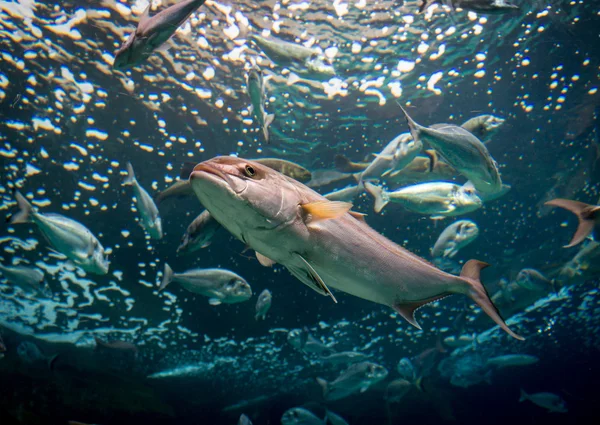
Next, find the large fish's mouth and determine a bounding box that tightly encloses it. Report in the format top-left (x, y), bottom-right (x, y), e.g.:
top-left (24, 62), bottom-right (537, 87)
top-left (191, 163), bottom-right (240, 193)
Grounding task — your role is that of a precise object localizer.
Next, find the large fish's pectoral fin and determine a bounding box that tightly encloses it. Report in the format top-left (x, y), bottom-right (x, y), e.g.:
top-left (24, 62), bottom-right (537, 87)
top-left (288, 254), bottom-right (337, 303)
top-left (302, 201), bottom-right (352, 224)
top-left (256, 252), bottom-right (276, 267)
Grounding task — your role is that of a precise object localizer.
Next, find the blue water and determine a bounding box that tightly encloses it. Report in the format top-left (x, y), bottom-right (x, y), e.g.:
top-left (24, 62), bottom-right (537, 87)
top-left (0, 1), bottom-right (599, 424)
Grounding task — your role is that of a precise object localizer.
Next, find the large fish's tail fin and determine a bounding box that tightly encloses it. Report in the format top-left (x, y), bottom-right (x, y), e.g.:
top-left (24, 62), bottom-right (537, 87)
top-left (460, 260), bottom-right (524, 341)
top-left (316, 377), bottom-right (329, 399)
top-left (544, 198), bottom-right (599, 248)
top-left (123, 162), bottom-right (136, 186)
top-left (11, 191), bottom-right (34, 224)
top-left (159, 263), bottom-right (174, 291)
top-left (364, 182), bottom-right (389, 214)
top-left (519, 389), bottom-right (528, 402)
top-left (263, 114), bottom-right (275, 144)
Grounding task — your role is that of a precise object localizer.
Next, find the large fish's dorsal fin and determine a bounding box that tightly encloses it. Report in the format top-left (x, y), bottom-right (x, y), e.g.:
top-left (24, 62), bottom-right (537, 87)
top-left (294, 254), bottom-right (337, 303)
top-left (302, 201), bottom-right (352, 223)
top-left (139, 4), bottom-right (152, 27)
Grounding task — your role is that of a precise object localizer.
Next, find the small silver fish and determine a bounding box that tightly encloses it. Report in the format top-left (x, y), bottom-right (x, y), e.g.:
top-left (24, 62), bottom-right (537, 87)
top-left (10, 192), bottom-right (109, 275)
top-left (177, 210), bottom-right (221, 254)
top-left (461, 114), bottom-right (505, 143)
top-left (123, 162), bottom-right (163, 240)
top-left (319, 351), bottom-right (370, 365)
top-left (324, 185), bottom-right (362, 202)
top-left (316, 361), bottom-right (388, 401)
top-left (247, 66), bottom-right (275, 143)
top-left (113, 0), bottom-right (207, 69)
top-left (360, 133), bottom-right (422, 182)
top-left (0, 263), bottom-right (45, 294)
top-left (159, 264), bottom-right (252, 305)
top-left (431, 220), bottom-right (479, 258)
top-left (365, 181), bottom-right (482, 216)
top-left (515, 269), bottom-right (554, 292)
top-left (254, 288), bottom-right (272, 320)
top-left (281, 407), bottom-right (325, 425)
top-left (519, 389), bottom-right (567, 413)
top-left (487, 354), bottom-right (538, 368)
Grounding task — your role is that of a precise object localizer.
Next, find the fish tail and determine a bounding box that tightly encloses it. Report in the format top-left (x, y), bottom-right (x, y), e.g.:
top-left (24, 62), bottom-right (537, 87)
top-left (123, 162), bottom-right (136, 186)
top-left (364, 182), bottom-right (389, 214)
top-left (316, 377), bottom-right (329, 399)
top-left (544, 198), bottom-right (599, 248)
top-left (159, 263), bottom-right (174, 291)
top-left (519, 389), bottom-right (528, 402)
top-left (460, 260), bottom-right (524, 341)
top-left (262, 114), bottom-right (275, 144)
top-left (334, 154), bottom-right (353, 173)
top-left (11, 191), bottom-right (34, 224)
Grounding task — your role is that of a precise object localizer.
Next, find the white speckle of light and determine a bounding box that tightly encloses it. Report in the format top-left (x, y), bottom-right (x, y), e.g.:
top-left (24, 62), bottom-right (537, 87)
top-left (426, 71), bottom-right (443, 95)
top-left (351, 42), bottom-right (362, 54)
top-left (215, 99), bottom-right (224, 108)
top-left (397, 60), bottom-right (415, 73)
top-left (589, 88), bottom-right (598, 95)
top-left (474, 70), bottom-right (486, 79)
top-left (522, 58), bottom-right (531, 66)
top-left (121, 230), bottom-right (130, 238)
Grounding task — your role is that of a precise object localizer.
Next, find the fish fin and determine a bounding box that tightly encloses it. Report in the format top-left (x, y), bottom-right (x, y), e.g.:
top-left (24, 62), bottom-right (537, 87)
top-left (544, 199), bottom-right (599, 248)
top-left (295, 254), bottom-right (337, 303)
top-left (209, 298), bottom-right (222, 306)
top-left (414, 376), bottom-right (425, 392)
top-left (10, 191), bottom-right (34, 224)
top-left (123, 162), bottom-right (136, 186)
top-left (316, 377), bottom-right (329, 398)
top-left (364, 182), bottom-right (388, 214)
top-left (256, 252), bottom-right (276, 267)
top-left (248, 103), bottom-right (254, 115)
top-left (47, 354), bottom-right (59, 371)
top-left (349, 211), bottom-right (367, 222)
top-left (460, 260), bottom-right (524, 340)
top-left (334, 154), bottom-right (354, 173)
top-left (381, 168), bottom-right (393, 178)
top-left (179, 162), bottom-right (198, 180)
top-left (397, 103), bottom-right (423, 145)
top-left (263, 114), bottom-right (275, 143)
top-left (302, 201), bottom-right (352, 222)
top-left (156, 42), bottom-right (171, 53)
top-left (200, 241), bottom-right (212, 249)
top-left (424, 149), bottom-right (438, 172)
top-left (519, 389), bottom-right (528, 402)
top-left (139, 4), bottom-right (151, 26)
top-left (159, 263), bottom-right (173, 291)
top-left (360, 385), bottom-right (369, 393)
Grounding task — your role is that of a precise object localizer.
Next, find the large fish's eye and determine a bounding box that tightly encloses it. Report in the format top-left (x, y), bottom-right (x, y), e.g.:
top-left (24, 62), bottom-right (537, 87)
top-left (244, 165), bottom-right (256, 177)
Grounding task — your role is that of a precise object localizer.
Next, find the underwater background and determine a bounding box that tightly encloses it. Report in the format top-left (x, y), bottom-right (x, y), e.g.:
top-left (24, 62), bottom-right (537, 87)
top-left (1, 0), bottom-right (600, 424)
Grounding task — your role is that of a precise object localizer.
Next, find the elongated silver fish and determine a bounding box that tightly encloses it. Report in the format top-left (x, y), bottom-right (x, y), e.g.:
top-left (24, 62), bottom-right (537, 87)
top-left (254, 288), bottom-right (272, 320)
top-left (431, 220), bottom-right (479, 258)
top-left (159, 263), bottom-right (252, 305)
top-left (113, 0), bottom-right (207, 69)
top-left (360, 133), bottom-right (422, 182)
top-left (0, 263), bottom-right (45, 294)
top-left (188, 157), bottom-right (522, 340)
top-left (316, 361), bottom-right (388, 401)
top-left (419, 0), bottom-right (519, 14)
top-left (515, 268), bottom-right (554, 292)
top-left (123, 162), bottom-right (163, 240)
top-left (250, 35), bottom-right (335, 78)
top-left (519, 389), bottom-right (567, 413)
top-left (319, 351), bottom-right (370, 365)
top-left (544, 198), bottom-right (600, 248)
top-left (177, 210), bottom-right (221, 254)
top-left (400, 106), bottom-right (503, 195)
top-left (461, 114), bottom-right (505, 143)
top-left (365, 181), bottom-right (482, 216)
top-left (10, 192), bottom-right (109, 275)
top-left (247, 66), bottom-right (275, 143)
top-left (486, 354), bottom-right (538, 368)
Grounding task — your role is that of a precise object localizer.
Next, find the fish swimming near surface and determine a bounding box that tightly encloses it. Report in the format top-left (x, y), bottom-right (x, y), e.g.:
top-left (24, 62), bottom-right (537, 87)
top-left (254, 288), bottom-right (272, 320)
top-left (177, 210), bottom-right (221, 254)
top-left (10, 191), bottom-right (109, 275)
top-left (159, 263), bottom-right (252, 305)
top-left (316, 361), bottom-right (389, 401)
top-left (399, 105), bottom-right (503, 195)
top-left (365, 181), bottom-right (483, 216)
top-left (461, 114), bottom-right (505, 143)
top-left (123, 162), bottom-right (163, 240)
top-left (0, 263), bottom-right (45, 294)
top-left (544, 198), bottom-right (600, 247)
top-left (519, 389), bottom-right (568, 413)
top-left (431, 220), bottom-right (479, 259)
top-left (187, 156), bottom-right (523, 340)
top-left (113, 0), bottom-right (207, 69)
top-left (419, 0), bottom-right (520, 14)
top-left (247, 66), bottom-right (275, 143)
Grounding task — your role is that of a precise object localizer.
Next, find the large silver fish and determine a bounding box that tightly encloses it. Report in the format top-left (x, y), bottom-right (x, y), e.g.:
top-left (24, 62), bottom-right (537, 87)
top-left (544, 198), bottom-right (600, 247)
top-left (247, 66), bottom-right (275, 143)
top-left (431, 220), bottom-right (479, 258)
top-left (187, 156), bottom-right (522, 340)
top-left (365, 181), bottom-right (482, 216)
top-left (123, 162), bottom-right (163, 240)
top-left (11, 192), bottom-right (109, 275)
top-left (177, 210), bottom-right (221, 253)
top-left (159, 263), bottom-right (252, 305)
top-left (400, 106), bottom-right (503, 195)
top-left (316, 361), bottom-right (389, 401)
top-left (113, 0), bottom-right (207, 69)
top-left (0, 263), bottom-right (45, 294)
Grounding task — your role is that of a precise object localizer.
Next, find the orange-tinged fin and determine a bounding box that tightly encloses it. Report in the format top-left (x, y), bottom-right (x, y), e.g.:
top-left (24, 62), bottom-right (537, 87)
top-left (256, 252), bottom-right (276, 267)
top-left (349, 211), bottom-right (367, 222)
top-left (302, 201), bottom-right (352, 222)
top-left (545, 198), bottom-right (599, 248)
top-left (460, 260), bottom-right (524, 341)
top-left (424, 149), bottom-right (438, 172)
top-left (11, 191), bottom-right (34, 224)
top-left (393, 293), bottom-right (450, 330)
